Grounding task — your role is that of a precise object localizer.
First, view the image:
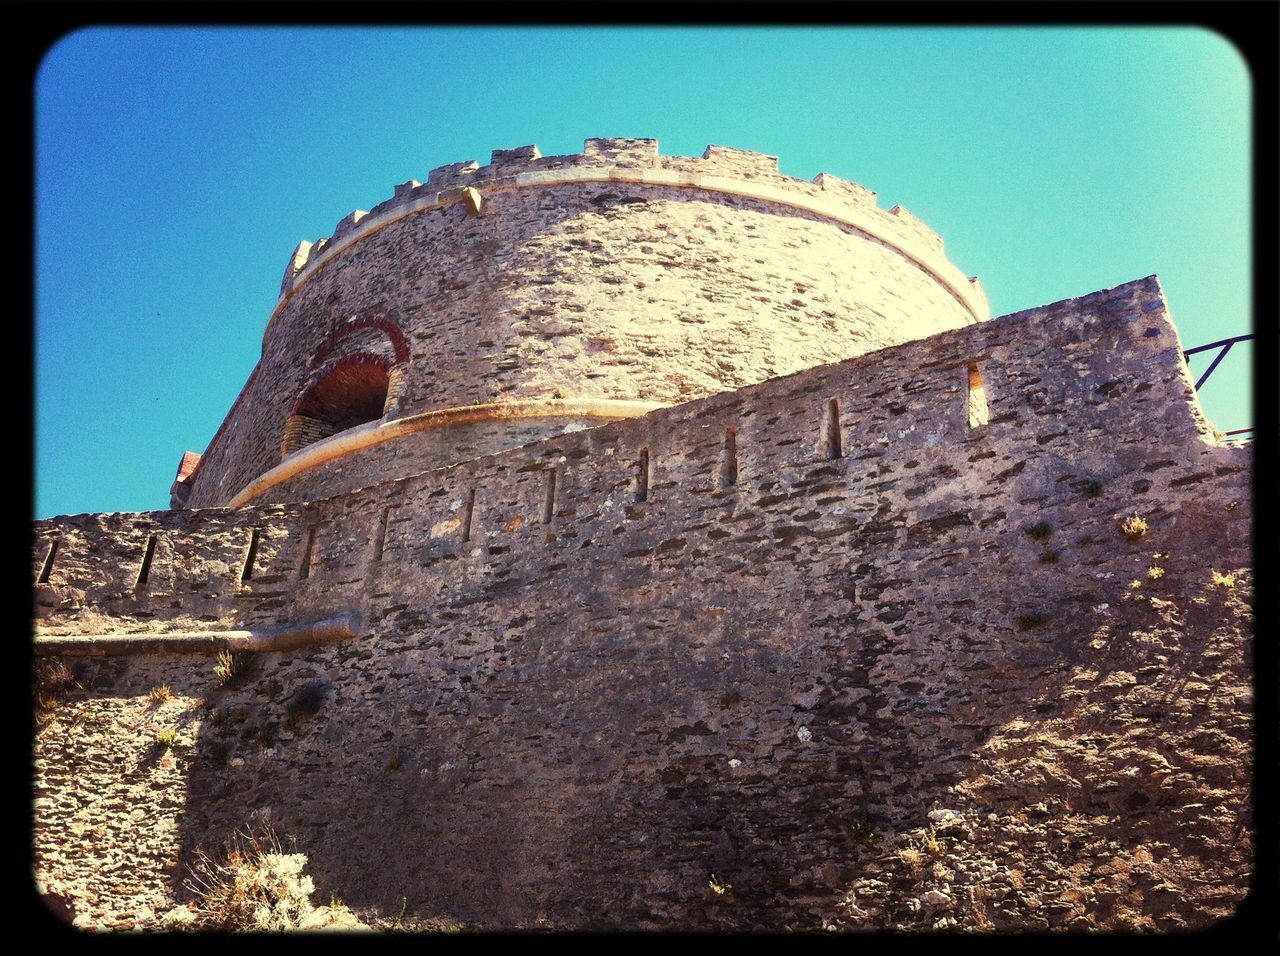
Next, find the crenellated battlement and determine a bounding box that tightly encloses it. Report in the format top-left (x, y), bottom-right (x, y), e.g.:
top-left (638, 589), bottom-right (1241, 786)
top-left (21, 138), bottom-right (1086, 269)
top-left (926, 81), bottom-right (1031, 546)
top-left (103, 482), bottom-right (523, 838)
top-left (275, 136), bottom-right (977, 318)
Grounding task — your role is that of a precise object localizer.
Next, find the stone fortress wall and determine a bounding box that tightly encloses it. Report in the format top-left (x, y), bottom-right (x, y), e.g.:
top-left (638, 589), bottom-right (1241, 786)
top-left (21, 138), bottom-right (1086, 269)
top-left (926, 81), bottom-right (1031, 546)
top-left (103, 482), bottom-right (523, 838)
top-left (34, 279), bottom-right (1225, 637)
top-left (181, 138), bottom-right (988, 510)
top-left (33, 277), bottom-right (1253, 930)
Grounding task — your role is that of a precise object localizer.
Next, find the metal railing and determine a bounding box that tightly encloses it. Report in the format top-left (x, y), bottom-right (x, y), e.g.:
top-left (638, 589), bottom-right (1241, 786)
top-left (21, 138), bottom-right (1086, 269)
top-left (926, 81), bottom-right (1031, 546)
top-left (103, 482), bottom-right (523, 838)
top-left (1182, 333), bottom-right (1253, 441)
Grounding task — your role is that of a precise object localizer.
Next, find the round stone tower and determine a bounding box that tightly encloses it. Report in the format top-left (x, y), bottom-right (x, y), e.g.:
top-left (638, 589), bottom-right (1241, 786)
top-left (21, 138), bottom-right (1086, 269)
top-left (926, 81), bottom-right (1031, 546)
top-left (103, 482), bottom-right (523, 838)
top-left (174, 137), bottom-right (988, 510)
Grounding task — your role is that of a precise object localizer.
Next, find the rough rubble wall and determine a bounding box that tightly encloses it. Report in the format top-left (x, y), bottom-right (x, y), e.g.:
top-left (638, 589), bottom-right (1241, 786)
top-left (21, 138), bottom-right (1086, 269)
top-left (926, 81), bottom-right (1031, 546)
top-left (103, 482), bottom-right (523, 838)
top-left (184, 139), bottom-right (982, 509)
top-left (34, 278), bottom-right (1252, 931)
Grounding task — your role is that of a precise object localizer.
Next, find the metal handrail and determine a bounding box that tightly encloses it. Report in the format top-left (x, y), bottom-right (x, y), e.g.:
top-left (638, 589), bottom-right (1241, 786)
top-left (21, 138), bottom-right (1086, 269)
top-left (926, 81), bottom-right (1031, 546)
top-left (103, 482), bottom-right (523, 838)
top-left (1181, 334), bottom-right (1254, 442)
top-left (1183, 333), bottom-right (1254, 391)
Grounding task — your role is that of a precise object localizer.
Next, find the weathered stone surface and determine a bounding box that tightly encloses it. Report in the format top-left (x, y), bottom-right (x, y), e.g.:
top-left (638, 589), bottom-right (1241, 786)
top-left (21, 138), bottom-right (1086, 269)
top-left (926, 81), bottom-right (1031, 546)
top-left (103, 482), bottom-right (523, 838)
top-left (184, 138), bottom-right (985, 509)
top-left (33, 275), bottom-right (1252, 931)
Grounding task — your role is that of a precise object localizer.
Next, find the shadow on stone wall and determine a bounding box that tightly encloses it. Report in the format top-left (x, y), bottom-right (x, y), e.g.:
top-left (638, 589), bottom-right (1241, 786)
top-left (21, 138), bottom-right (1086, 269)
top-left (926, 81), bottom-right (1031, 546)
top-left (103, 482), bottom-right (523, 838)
top-left (165, 467), bottom-right (1251, 930)
top-left (33, 277), bottom-right (1253, 931)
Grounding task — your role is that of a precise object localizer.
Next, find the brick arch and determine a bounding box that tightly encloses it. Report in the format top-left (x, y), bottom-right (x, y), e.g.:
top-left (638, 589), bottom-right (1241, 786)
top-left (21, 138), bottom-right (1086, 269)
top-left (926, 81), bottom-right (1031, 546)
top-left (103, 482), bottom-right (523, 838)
top-left (281, 353), bottom-right (393, 459)
top-left (312, 313), bottom-right (410, 368)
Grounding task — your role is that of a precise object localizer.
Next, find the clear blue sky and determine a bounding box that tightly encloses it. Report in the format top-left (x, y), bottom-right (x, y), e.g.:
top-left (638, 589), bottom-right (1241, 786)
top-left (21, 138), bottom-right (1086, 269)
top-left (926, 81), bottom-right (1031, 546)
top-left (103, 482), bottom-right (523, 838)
top-left (35, 26), bottom-right (1253, 519)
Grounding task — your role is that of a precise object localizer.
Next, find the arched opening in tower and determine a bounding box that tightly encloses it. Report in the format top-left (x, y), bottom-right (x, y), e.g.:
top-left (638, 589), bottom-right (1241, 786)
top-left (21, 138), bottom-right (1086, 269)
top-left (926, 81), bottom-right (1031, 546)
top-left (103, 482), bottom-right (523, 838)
top-left (281, 355), bottom-right (392, 458)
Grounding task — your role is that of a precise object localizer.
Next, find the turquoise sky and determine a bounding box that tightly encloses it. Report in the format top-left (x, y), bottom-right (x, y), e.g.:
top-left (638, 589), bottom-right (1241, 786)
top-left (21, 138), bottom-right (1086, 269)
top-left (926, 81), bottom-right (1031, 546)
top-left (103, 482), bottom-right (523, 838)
top-left (35, 26), bottom-right (1253, 519)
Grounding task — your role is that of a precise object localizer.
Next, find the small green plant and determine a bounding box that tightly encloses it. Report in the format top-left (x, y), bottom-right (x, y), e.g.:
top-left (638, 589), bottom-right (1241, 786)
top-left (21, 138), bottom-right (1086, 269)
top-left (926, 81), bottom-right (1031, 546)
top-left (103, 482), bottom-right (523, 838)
top-left (898, 846), bottom-right (926, 872)
top-left (1081, 479), bottom-right (1105, 498)
top-left (920, 826), bottom-right (947, 857)
top-left (214, 650), bottom-right (239, 687)
top-left (36, 702), bottom-right (60, 731)
top-left (156, 727), bottom-right (178, 748)
top-left (1146, 565), bottom-right (1165, 581)
top-left (149, 684), bottom-right (174, 705)
top-left (185, 828), bottom-right (305, 930)
top-left (34, 659), bottom-right (81, 724)
top-left (392, 897), bottom-right (407, 931)
top-left (1014, 611), bottom-right (1047, 631)
top-left (1120, 514), bottom-right (1148, 539)
top-left (1211, 570), bottom-right (1236, 589)
top-left (708, 874), bottom-right (733, 897)
top-left (843, 816), bottom-right (877, 845)
top-left (1129, 579), bottom-right (1144, 591)
top-left (1025, 521), bottom-right (1053, 542)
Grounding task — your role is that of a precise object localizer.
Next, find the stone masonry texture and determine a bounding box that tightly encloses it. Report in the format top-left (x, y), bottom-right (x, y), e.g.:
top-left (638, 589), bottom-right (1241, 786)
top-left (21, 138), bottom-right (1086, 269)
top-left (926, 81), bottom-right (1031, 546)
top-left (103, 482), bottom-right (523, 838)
top-left (33, 269), bottom-right (1253, 931)
top-left (181, 138), bottom-right (985, 509)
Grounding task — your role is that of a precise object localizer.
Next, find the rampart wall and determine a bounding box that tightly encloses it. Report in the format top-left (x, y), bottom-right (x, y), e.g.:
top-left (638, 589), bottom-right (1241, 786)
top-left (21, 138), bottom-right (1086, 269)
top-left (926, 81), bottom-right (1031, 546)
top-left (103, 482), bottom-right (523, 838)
top-left (33, 277), bottom-right (1253, 931)
top-left (182, 137), bottom-right (988, 510)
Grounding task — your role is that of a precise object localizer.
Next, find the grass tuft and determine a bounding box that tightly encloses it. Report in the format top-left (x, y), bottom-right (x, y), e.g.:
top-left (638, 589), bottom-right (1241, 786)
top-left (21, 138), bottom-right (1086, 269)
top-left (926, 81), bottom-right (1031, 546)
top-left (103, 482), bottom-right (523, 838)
top-left (1120, 514), bottom-right (1148, 539)
top-left (899, 846), bottom-right (926, 872)
top-left (214, 650), bottom-right (239, 687)
top-left (183, 827), bottom-right (364, 931)
top-left (842, 816), bottom-right (877, 845)
top-left (708, 874), bottom-right (732, 897)
top-left (920, 826), bottom-right (947, 857)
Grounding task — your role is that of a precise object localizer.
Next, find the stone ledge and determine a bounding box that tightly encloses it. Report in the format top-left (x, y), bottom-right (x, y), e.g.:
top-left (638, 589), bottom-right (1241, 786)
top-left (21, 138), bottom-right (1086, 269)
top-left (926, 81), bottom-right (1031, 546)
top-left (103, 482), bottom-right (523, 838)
top-left (34, 612), bottom-right (362, 657)
top-left (226, 397), bottom-right (670, 508)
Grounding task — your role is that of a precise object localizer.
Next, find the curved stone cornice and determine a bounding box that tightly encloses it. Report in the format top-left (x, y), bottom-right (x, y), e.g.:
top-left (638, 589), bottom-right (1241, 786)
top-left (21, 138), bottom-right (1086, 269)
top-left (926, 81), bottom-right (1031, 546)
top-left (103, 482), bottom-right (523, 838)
top-left (226, 398), bottom-right (669, 508)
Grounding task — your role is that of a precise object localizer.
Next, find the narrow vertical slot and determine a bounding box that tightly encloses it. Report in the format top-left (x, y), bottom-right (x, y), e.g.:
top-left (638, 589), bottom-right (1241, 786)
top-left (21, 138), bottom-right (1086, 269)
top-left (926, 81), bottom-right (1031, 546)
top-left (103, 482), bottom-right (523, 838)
top-left (240, 528), bottom-right (260, 583)
top-left (37, 537), bottom-right (59, 584)
top-left (135, 534), bottom-right (157, 588)
top-left (635, 447), bottom-right (650, 503)
top-left (720, 426), bottom-right (738, 489)
top-left (823, 398), bottom-right (844, 460)
top-left (967, 362), bottom-right (989, 429)
top-left (542, 469), bottom-right (557, 524)
top-left (462, 489), bottom-right (476, 542)
top-left (373, 507), bottom-right (391, 562)
top-left (298, 526), bottom-right (317, 580)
